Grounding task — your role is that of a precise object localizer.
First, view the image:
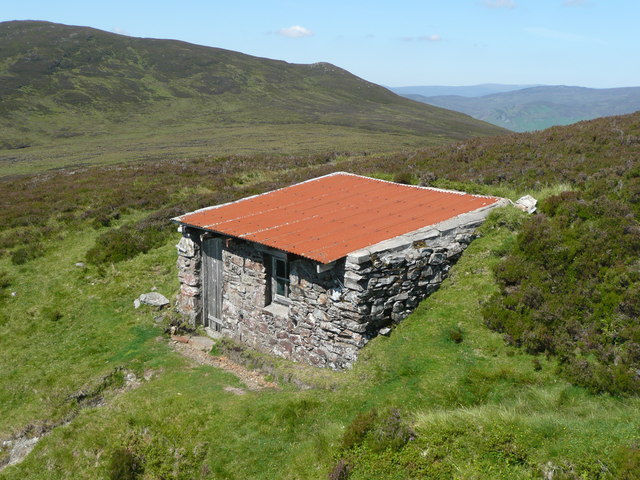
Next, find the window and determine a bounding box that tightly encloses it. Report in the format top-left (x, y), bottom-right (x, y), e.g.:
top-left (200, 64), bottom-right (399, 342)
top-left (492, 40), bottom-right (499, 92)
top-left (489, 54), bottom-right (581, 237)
top-left (266, 252), bottom-right (290, 305)
top-left (273, 256), bottom-right (289, 298)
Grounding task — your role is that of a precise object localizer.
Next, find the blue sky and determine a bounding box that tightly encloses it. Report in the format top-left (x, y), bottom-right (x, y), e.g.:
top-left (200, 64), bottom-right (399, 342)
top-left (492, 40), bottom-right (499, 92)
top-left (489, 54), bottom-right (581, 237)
top-left (1, 0), bottom-right (638, 88)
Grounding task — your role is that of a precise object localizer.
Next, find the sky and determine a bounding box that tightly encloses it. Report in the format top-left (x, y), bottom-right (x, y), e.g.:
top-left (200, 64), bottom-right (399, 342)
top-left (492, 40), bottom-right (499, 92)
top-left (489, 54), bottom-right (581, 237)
top-left (1, 0), bottom-right (638, 88)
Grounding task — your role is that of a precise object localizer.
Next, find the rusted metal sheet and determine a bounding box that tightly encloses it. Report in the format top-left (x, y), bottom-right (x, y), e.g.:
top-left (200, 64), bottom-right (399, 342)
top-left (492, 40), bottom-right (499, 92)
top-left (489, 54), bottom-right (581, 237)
top-left (174, 172), bottom-right (501, 263)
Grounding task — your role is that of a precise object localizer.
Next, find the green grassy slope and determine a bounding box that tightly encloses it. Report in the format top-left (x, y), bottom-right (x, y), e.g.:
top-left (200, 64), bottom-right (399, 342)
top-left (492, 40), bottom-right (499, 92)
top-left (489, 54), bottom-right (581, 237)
top-left (407, 85), bottom-right (640, 131)
top-left (1, 206), bottom-right (638, 479)
top-left (0, 20), bottom-right (506, 175)
top-left (1, 112), bottom-right (640, 477)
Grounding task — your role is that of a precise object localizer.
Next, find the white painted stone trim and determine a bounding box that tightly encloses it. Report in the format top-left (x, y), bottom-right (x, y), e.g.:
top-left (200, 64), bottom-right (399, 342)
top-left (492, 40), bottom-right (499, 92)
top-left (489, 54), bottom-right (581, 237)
top-left (346, 198), bottom-right (509, 264)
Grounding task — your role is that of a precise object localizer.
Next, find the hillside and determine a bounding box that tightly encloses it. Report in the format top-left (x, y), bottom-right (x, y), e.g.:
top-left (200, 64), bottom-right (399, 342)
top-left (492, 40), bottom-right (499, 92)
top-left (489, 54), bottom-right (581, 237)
top-left (390, 83), bottom-right (540, 98)
top-left (404, 85), bottom-right (640, 131)
top-left (1, 112), bottom-right (640, 478)
top-left (0, 20), bottom-right (506, 175)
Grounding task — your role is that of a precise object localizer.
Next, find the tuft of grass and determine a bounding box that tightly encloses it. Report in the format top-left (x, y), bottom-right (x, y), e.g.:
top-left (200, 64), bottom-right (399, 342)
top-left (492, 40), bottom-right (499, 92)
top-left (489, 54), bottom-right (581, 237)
top-left (107, 447), bottom-right (142, 480)
top-left (445, 324), bottom-right (465, 344)
top-left (341, 409), bottom-right (378, 450)
top-left (613, 444), bottom-right (640, 479)
top-left (10, 245), bottom-right (44, 265)
top-left (40, 306), bottom-right (63, 322)
top-left (328, 458), bottom-right (351, 480)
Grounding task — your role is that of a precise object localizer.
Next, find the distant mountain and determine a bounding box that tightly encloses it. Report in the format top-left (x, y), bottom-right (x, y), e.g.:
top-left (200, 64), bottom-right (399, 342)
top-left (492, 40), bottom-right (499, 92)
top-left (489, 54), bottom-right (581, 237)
top-left (0, 20), bottom-right (505, 163)
top-left (403, 85), bottom-right (640, 132)
top-left (390, 84), bottom-right (541, 98)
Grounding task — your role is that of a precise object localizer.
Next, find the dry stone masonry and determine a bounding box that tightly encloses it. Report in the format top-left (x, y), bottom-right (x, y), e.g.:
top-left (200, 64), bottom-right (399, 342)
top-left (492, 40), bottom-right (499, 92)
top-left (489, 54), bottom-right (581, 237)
top-left (175, 232), bottom-right (202, 320)
top-left (175, 202), bottom-right (506, 369)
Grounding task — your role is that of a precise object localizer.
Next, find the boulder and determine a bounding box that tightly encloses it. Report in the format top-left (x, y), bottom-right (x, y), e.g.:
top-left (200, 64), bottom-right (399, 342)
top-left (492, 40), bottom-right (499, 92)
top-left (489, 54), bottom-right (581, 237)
top-left (137, 292), bottom-right (170, 308)
top-left (514, 195), bottom-right (538, 214)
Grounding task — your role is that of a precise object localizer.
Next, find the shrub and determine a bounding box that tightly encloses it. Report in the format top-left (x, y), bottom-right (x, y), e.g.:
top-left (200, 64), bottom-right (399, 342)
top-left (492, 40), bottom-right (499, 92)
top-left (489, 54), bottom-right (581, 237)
top-left (86, 218), bottom-right (169, 265)
top-left (41, 307), bottom-right (63, 322)
top-left (478, 206), bottom-right (528, 234)
top-left (532, 358), bottom-right (542, 371)
top-left (11, 246), bottom-right (36, 265)
top-left (614, 445), bottom-right (640, 480)
top-left (418, 171), bottom-right (438, 186)
top-left (446, 325), bottom-right (464, 344)
top-left (86, 228), bottom-right (152, 264)
top-left (108, 447), bottom-right (142, 480)
top-left (483, 184), bottom-right (640, 395)
top-left (343, 407), bottom-right (415, 453)
top-left (393, 171), bottom-right (414, 185)
top-left (369, 408), bottom-right (415, 452)
top-left (92, 211), bottom-right (121, 229)
top-left (341, 408), bottom-right (378, 450)
top-left (328, 458), bottom-right (351, 480)
top-left (0, 270), bottom-right (10, 292)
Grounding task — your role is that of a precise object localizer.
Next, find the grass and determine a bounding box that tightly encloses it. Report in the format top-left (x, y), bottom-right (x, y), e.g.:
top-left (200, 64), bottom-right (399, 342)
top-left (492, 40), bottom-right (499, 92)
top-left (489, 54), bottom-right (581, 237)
top-left (0, 24), bottom-right (639, 476)
top-left (1, 112), bottom-right (639, 477)
top-left (1, 202), bottom-right (638, 478)
top-left (0, 123), bottom-right (442, 177)
top-left (0, 227), bottom-right (179, 435)
top-left (0, 20), bottom-right (506, 177)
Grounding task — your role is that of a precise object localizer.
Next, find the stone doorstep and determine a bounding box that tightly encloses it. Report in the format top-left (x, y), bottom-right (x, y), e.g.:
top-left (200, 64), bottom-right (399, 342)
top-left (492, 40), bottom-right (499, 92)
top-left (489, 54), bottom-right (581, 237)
top-left (171, 334), bottom-right (215, 352)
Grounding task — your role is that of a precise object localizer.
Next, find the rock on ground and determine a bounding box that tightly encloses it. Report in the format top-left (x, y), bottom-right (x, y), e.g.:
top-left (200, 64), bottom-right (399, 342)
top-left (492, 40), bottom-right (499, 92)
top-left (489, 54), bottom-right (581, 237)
top-left (135, 292), bottom-right (170, 309)
top-left (514, 195), bottom-right (538, 213)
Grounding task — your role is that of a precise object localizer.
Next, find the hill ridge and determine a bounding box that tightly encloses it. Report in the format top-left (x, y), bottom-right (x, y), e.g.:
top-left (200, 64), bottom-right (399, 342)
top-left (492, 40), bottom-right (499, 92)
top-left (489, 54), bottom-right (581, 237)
top-left (404, 84), bottom-right (640, 131)
top-left (0, 20), bottom-right (505, 172)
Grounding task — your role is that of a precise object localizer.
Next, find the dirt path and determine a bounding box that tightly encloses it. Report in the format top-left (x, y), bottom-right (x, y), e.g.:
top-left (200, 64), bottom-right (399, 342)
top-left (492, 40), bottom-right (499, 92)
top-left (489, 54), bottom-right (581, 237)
top-left (1, 338), bottom-right (276, 471)
top-left (169, 336), bottom-right (278, 392)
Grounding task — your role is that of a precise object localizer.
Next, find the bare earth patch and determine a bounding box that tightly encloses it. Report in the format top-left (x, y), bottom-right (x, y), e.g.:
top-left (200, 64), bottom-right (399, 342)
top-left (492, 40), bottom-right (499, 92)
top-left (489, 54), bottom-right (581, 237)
top-left (169, 335), bottom-right (278, 391)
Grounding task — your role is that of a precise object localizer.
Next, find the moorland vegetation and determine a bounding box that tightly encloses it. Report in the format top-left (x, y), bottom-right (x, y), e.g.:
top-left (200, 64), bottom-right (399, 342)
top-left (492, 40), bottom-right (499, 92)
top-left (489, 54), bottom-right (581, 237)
top-left (1, 111), bottom-right (640, 478)
top-left (1, 19), bottom-right (640, 478)
top-left (0, 20), bottom-right (505, 175)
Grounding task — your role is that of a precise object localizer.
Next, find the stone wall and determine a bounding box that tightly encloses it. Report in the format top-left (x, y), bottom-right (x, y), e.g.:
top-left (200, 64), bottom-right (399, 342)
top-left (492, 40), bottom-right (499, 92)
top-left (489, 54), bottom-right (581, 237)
top-left (175, 201), bottom-right (507, 369)
top-left (175, 229), bottom-right (202, 324)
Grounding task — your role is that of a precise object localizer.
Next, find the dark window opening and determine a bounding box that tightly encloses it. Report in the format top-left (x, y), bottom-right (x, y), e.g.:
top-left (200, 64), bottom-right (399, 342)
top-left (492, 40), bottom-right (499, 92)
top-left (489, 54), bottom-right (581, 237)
top-left (265, 252), bottom-right (290, 306)
top-left (273, 256), bottom-right (289, 298)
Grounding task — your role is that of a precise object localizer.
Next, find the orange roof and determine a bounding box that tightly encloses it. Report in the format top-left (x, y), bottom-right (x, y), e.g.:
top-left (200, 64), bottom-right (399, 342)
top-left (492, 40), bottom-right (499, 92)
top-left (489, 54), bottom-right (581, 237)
top-left (173, 172), bottom-right (501, 263)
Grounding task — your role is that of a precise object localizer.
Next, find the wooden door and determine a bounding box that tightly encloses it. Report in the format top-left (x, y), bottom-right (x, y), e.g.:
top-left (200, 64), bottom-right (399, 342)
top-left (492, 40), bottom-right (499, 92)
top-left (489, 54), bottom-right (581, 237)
top-left (203, 237), bottom-right (223, 330)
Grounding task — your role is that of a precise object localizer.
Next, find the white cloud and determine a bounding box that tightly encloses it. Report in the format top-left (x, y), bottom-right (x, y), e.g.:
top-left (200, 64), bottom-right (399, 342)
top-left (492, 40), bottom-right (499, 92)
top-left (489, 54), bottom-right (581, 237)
top-left (277, 25), bottom-right (314, 38)
top-left (420, 34), bottom-right (442, 42)
top-left (401, 34), bottom-right (442, 42)
top-left (111, 27), bottom-right (130, 35)
top-left (483, 0), bottom-right (516, 8)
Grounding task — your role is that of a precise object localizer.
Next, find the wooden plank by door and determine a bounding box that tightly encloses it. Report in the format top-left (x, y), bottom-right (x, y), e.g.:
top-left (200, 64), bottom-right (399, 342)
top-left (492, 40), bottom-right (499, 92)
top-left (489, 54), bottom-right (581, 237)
top-left (203, 237), bottom-right (223, 329)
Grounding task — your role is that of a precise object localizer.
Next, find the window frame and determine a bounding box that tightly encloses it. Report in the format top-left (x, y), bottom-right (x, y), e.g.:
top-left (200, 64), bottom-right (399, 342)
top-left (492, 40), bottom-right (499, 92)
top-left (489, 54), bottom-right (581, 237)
top-left (267, 251), bottom-right (290, 306)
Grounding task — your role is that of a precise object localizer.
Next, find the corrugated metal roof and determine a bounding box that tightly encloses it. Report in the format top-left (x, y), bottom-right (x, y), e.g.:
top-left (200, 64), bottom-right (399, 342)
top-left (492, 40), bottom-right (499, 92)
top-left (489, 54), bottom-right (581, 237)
top-left (173, 172), bottom-right (501, 263)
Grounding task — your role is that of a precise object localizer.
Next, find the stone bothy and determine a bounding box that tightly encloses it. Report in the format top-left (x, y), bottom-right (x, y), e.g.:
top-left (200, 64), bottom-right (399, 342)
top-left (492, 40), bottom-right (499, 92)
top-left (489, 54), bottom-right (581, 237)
top-left (172, 172), bottom-right (506, 369)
